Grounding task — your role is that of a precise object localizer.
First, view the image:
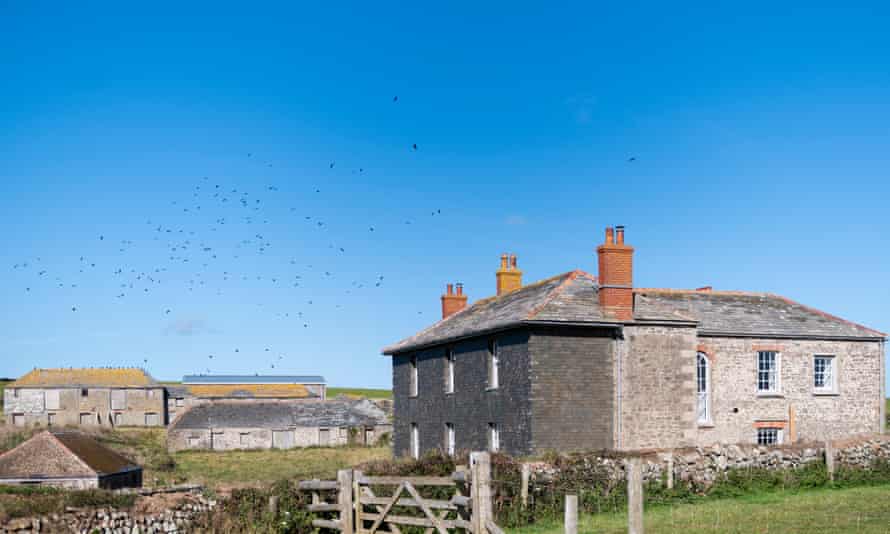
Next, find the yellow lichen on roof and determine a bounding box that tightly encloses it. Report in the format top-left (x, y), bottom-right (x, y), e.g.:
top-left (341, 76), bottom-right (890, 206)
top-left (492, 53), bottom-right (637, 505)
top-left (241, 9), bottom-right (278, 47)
top-left (187, 383), bottom-right (312, 398)
top-left (10, 368), bottom-right (157, 388)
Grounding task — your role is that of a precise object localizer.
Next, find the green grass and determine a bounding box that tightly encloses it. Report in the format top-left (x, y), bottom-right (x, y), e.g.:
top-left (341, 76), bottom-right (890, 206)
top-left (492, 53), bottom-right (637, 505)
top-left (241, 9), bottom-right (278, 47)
top-left (172, 444), bottom-right (390, 487)
top-left (510, 484), bottom-right (890, 534)
top-left (328, 387), bottom-right (392, 399)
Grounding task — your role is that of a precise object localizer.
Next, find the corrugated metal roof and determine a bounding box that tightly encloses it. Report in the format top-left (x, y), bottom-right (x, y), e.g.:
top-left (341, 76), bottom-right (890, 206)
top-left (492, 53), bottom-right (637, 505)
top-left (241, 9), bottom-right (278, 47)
top-left (181, 375), bottom-right (326, 384)
top-left (185, 383), bottom-right (315, 398)
top-left (10, 368), bottom-right (158, 388)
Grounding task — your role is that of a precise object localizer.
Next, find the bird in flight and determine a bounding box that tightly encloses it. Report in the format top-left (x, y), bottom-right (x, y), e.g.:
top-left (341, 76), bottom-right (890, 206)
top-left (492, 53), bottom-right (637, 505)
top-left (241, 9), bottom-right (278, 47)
top-left (627, 157), bottom-right (636, 162)
top-left (393, 96), bottom-right (398, 102)
top-left (412, 144), bottom-right (418, 151)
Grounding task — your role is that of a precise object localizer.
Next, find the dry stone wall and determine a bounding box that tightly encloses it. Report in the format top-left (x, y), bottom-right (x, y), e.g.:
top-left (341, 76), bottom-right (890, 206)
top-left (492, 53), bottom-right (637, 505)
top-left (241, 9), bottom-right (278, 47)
top-left (0, 491), bottom-right (216, 534)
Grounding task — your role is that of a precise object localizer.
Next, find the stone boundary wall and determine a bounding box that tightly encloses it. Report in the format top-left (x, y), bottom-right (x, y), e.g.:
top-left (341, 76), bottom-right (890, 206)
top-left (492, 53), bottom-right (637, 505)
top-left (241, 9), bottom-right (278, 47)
top-left (0, 490), bottom-right (216, 533)
top-left (527, 434), bottom-right (890, 489)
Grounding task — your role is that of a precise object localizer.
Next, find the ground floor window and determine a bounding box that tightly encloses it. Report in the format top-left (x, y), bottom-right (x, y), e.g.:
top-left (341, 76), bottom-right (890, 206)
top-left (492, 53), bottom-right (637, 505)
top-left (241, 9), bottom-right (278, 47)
top-left (144, 413), bottom-right (159, 426)
top-left (13, 414), bottom-right (25, 426)
top-left (47, 413), bottom-right (56, 426)
top-left (188, 437), bottom-right (200, 447)
top-left (757, 427), bottom-right (782, 445)
top-left (239, 432), bottom-right (250, 446)
top-left (488, 423), bottom-right (500, 452)
top-left (410, 423), bottom-right (419, 459)
top-left (114, 413), bottom-right (123, 426)
top-left (80, 413), bottom-right (92, 425)
top-left (319, 428), bottom-right (331, 445)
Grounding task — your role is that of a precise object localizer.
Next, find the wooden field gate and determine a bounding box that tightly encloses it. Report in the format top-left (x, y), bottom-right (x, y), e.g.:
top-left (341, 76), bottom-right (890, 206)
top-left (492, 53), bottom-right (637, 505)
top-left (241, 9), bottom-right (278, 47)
top-left (299, 452), bottom-right (503, 534)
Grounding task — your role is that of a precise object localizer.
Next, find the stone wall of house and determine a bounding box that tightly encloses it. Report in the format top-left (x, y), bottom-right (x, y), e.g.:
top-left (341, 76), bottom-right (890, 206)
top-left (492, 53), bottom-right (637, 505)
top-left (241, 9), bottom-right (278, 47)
top-left (528, 326), bottom-right (615, 453)
top-left (616, 325), bottom-right (698, 450)
top-left (0, 490), bottom-right (216, 534)
top-left (694, 337), bottom-right (884, 445)
top-left (393, 329), bottom-right (533, 457)
top-left (4, 387), bottom-right (166, 428)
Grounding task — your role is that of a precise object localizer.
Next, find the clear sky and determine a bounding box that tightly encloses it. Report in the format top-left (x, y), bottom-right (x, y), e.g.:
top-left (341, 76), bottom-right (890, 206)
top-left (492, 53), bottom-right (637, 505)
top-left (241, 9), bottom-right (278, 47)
top-left (1, 2), bottom-right (888, 390)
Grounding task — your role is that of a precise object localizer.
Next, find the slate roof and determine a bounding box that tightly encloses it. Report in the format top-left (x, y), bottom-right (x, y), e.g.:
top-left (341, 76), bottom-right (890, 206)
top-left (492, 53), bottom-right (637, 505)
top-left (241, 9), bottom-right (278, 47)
top-left (634, 290), bottom-right (886, 340)
top-left (384, 271), bottom-right (621, 354)
top-left (0, 431), bottom-right (139, 480)
top-left (182, 375), bottom-right (326, 384)
top-left (384, 272), bottom-right (885, 354)
top-left (10, 368), bottom-right (158, 388)
top-left (169, 399), bottom-right (389, 431)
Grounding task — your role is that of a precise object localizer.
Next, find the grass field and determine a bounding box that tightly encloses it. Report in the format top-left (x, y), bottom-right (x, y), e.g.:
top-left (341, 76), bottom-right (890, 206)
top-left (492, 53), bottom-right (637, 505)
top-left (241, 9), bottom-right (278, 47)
top-left (510, 484), bottom-right (890, 534)
top-left (328, 387), bottom-right (392, 399)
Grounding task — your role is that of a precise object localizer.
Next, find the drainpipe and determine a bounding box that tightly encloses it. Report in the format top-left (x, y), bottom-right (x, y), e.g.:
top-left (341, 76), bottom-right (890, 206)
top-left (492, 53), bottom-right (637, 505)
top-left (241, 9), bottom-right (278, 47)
top-left (882, 340), bottom-right (887, 435)
top-left (615, 332), bottom-right (624, 450)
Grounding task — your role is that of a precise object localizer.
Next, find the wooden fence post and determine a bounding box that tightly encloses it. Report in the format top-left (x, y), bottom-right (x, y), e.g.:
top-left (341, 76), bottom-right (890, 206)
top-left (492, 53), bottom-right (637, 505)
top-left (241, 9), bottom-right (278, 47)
top-left (627, 457), bottom-right (644, 534)
top-left (471, 452), bottom-right (493, 534)
top-left (268, 495), bottom-right (279, 518)
top-left (338, 469), bottom-right (354, 534)
top-left (564, 494), bottom-right (578, 534)
top-left (825, 441), bottom-right (835, 482)
top-left (353, 470), bottom-right (363, 533)
top-left (665, 453), bottom-right (674, 490)
top-left (520, 463), bottom-right (530, 508)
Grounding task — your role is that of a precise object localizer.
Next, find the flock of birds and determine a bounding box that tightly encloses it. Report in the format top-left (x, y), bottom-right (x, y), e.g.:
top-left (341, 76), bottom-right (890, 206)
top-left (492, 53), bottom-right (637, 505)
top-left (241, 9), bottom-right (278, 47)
top-left (11, 94), bottom-right (638, 375)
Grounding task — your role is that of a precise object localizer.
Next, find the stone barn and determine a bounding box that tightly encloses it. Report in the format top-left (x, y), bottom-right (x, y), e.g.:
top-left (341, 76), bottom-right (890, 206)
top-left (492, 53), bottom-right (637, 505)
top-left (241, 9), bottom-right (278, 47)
top-left (4, 368), bottom-right (166, 429)
top-left (0, 430), bottom-right (142, 489)
top-left (165, 375), bottom-right (326, 424)
top-left (167, 398), bottom-right (391, 452)
top-left (384, 227), bottom-right (886, 457)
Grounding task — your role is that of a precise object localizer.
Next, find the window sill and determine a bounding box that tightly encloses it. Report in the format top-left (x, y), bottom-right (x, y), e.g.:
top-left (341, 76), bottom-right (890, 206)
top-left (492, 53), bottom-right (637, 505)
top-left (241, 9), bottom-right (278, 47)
top-left (444, 392), bottom-right (455, 396)
top-left (408, 394), bottom-right (418, 399)
top-left (813, 391), bottom-right (839, 397)
top-left (485, 387), bottom-right (500, 392)
top-left (697, 422), bottom-right (715, 429)
top-left (756, 393), bottom-right (784, 399)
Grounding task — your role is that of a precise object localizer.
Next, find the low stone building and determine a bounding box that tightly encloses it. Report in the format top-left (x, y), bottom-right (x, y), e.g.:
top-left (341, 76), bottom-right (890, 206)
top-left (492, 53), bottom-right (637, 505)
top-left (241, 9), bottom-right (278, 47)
top-left (3, 368), bottom-right (166, 428)
top-left (167, 398), bottom-right (391, 452)
top-left (165, 375), bottom-right (326, 423)
top-left (384, 227), bottom-right (886, 457)
top-left (0, 430), bottom-right (142, 489)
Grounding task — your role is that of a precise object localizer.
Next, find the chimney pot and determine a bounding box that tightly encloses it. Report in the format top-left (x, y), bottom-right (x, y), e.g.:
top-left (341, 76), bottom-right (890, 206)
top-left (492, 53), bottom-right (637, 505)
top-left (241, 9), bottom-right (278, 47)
top-left (510, 254), bottom-right (517, 270)
top-left (446, 283), bottom-right (454, 295)
top-left (456, 283), bottom-right (463, 296)
top-left (605, 227), bottom-right (615, 245)
top-left (616, 225), bottom-right (625, 244)
top-left (441, 282), bottom-right (467, 319)
top-left (500, 254), bottom-right (509, 270)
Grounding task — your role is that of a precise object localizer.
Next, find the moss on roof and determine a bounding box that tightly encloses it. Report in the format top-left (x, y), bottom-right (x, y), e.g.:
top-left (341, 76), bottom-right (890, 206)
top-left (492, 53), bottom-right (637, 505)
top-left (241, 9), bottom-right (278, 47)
top-left (10, 368), bottom-right (158, 388)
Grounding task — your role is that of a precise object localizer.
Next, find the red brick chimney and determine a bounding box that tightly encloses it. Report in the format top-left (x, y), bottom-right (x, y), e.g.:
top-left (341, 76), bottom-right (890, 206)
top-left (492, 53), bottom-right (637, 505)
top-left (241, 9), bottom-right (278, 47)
top-left (597, 226), bottom-right (634, 321)
top-left (441, 283), bottom-right (468, 319)
top-left (496, 254), bottom-right (523, 296)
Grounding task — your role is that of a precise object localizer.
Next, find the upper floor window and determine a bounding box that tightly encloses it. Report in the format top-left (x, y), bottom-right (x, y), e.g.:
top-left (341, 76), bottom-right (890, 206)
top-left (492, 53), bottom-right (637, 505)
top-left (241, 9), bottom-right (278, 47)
top-left (757, 351), bottom-right (780, 394)
top-left (487, 340), bottom-right (500, 389)
top-left (696, 352), bottom-right (711, 424)
top-left (445, 349), bottom-right (455, 394)
top-left (813, 355), bottom-right (837, 394)
top-left (409, 356), bottom-right (418, 397)
top-left (81, 388), bottom-right (89, 397)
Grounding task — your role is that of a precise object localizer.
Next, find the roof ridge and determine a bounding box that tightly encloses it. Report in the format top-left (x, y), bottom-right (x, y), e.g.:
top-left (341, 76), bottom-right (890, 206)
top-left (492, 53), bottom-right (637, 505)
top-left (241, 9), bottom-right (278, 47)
top-left (766, 293), bottom-right (887, 338)
top-left (634, 288), bottom-right (768, 296)
top-left (526, 270), bottom-right (588, 320)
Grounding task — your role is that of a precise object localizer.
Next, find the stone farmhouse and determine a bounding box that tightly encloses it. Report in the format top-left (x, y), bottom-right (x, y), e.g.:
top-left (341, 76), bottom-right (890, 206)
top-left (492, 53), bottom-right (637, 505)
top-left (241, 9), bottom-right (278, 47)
top-left (0, 430), bottom-right (142, 489)
top-left (3, 368), bottom-right (165, 428)
top-left (166, 374), bottom-right (326, 423)
top-left (384, 227), bottom-right (886, 458)
top-left (167, 398), bottom-right (391, 451)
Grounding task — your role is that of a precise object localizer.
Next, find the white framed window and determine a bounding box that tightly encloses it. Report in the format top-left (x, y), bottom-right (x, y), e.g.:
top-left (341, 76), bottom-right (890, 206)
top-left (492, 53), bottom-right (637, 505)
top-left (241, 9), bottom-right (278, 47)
top-left (409, 356), bottom-right (418, 397)
top-left (114, 413), bottom-right (123, 426)
top-left (696, 352), bottom-right (711, 424)
top-left (319, 428), bottom-right (331, 445)
top-left (175, 398), bottom-right (184, 407)
top-left (80, 413), bottom-right (92, 425)
top-left (45, 390), bottom-right (60, 410)
top-left (240, 432), bottom-right (250, 446)
top-left (757, 351), bottom-right (780, 394)
top-left (445, 349), bottom-right (455, 394)
top-left (410, 423), bottom-right (420, 459)
top-left (12, 388), bottom-right (19, 398)
top-left (47, 413), bottom-right (56, 426)
top-left (813, 355), bottom-right (837, 393)
top-left (756, 427), bottom-right (783, 445)
top-left (188, 437), bottom-right (200, 447)
top-left (488, 423), bottom-right (500, 452)
top-left (445, 423), bottom-right (455, 456)
top-left (13, 414), bottom-right (25, 427)
top-left (145, 413), bottom-right (160, 426)
top-left (487, 340), bottom-right (500, 389)
top-left (111, 390), bottom-right (127, 410)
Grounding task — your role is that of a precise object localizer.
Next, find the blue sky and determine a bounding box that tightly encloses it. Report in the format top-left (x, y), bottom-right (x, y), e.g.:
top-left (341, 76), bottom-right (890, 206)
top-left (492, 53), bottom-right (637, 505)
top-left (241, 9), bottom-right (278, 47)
top-left (1, 2), bottom-right (888, 389)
